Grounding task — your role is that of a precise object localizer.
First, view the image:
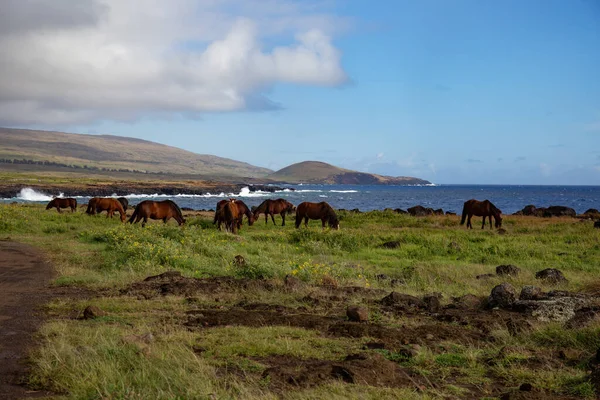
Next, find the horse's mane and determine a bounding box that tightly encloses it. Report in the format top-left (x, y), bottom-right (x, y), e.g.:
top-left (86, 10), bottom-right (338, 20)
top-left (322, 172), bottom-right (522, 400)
top-left (322, 202), bottom-right (338, 221)
top-left (163, 199), bottom-right (183, 217)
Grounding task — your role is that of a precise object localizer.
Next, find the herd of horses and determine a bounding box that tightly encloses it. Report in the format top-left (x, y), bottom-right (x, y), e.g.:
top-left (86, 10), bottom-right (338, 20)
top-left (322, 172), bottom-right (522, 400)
top-left (46, 196), bottom-right (503, 232)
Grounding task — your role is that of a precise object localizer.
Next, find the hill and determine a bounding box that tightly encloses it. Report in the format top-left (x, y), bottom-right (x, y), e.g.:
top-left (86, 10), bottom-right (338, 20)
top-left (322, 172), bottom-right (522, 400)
top-left (267, 161), bottom-right (431, 185)
top-left (0, 128), bottom-right (271, 178)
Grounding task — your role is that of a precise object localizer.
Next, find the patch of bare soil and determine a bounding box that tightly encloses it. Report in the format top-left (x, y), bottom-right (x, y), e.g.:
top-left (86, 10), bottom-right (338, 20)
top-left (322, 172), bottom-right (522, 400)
top-left (0, 241), bottom-right (55, 399)
top-left (259, 352), bottom-right (427, 392)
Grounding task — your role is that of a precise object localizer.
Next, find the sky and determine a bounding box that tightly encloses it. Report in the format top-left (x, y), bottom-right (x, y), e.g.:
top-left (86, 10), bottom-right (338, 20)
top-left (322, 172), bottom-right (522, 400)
top-left (0, 0), bottom-right (599, 185)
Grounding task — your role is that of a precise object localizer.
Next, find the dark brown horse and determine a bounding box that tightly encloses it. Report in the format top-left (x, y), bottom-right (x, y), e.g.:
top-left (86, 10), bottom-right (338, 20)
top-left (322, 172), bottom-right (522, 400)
top-left (295, 201), bottom-right (340, 229)
top-left (460, 199), bottom-right (502, 229)
top-left (222, 200), bottom-right (240, 234)
top-left (117, 197), bottom-right (129, 211)
top-left (213, 199), bottom-right (254, 231)
top-left (253, 198), bottom-right (296, 226)
top-left (46, 197), bottom-right (77, 213)
top-left (93, 198), bottom-right (127, 222)
top-left (85, 197), bottom-right (100, 215)
top-left (128, 200), bottom-right (185, 227)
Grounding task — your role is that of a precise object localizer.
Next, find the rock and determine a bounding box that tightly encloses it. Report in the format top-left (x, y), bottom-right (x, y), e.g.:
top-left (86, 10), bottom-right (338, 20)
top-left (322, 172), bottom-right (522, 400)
top-left (346, 306), bottom-right (369, 322)
top-left (233, 255), bottom-right (246, 267)
top-left (595, 220), bottom-right (600, 229)
top-left (83, 305), bottom-right (106, 319)
top-left (535, 268), bottom-right (568, 285)
top-left (423, 295), bottom-right (441, 313)
top-left (144, 270), bottom-right (182, 281)
top-left (284, 274), bottom-right (302, 289)
top-left (407, 205), bottom-right (435, 216)
top-left (496, 264), bottom-right (520, 277)
top-left (476, 274), bottom-right (496, 280)
top-left (433, 208), bottom-right (444, 215)
top-left (487, 283), bottom-right (517, 309)
top-left (380, 241), bottom-right (400, 249)
top-left (394, 208), bottom-right (407, 214)
top-left (519, 286), bottom-right (544, 301)
top-left (451, 294), bottom-right (484, 310)
top-left (543, 206), bottom-right (576, 217)
top-left (565, 307), bottom-right (600, 329)
top-left (380, 292), bottom-right (426, 310)
top-left (585, 208), bottom-right (599, 215)
top-left (519, 383), bottom-right (533, 392)
top-left (513, 297), bottom-right (588, 322)
top-left (445, 211), bottom-right (456, 216)
top-left (519, 205), bottom-right (540, 216)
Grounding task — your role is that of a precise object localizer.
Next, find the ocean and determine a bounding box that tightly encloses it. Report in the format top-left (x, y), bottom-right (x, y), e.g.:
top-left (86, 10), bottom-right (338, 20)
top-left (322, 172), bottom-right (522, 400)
top-left (3, 185), bottom-right (600, 215)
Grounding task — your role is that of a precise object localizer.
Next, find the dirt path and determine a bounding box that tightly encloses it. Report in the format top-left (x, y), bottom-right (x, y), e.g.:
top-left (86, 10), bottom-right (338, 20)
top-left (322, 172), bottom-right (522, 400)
top-left (0, 241), bottom-right (55, 399)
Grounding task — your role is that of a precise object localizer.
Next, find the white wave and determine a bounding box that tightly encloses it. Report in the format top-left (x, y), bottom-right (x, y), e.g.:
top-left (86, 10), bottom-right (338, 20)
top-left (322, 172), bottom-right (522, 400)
top-left (294, 189), bottom-right (323, 193)
top-left (329, 190), bottom-right (358, 193)
top-left (16, 188), bottom-right (60, 201)
top-left (319, 195), bottom-right (328, 198)
top-left (119, 186), bottom-right (272, 199)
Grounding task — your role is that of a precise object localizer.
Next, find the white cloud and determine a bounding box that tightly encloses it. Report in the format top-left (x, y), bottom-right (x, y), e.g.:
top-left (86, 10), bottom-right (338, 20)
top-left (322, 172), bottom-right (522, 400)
top-left (0, 0), bottom-right (348, 125)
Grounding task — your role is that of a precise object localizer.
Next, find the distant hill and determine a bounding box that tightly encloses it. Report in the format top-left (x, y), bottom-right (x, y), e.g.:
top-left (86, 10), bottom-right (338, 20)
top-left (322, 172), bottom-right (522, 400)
top-left (0, 128), bottom-right (271, 178)
top-left (267, 161), bottom-right (431, 185)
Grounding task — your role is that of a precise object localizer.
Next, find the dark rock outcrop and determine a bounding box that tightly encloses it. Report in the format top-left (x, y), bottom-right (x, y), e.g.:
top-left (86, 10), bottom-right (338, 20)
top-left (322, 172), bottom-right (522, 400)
top-left (487, 283), bottom-right (517, 309)
top-left (535, 268), bottom-right (568, 285)
top-left (496, 264), bottom-right (520, 277)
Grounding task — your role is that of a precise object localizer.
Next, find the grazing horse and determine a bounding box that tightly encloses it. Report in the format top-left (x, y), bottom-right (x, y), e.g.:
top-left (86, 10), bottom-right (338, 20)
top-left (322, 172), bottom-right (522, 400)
top-left (295, 201), bottom-right (340, 230)
top-left (117, 197), bottom-right (129, 211)
top-left (460, 199), bottom-right (502, 229)
top-left (128, 200), bottom-right (185, 227)
top-left (46, 197), bottom-right (77, 213)
top-left (94, 198), bottom-right (127, 222)
top-left (253, 199), bottom-right (296, 226)
top-left (223, 200), bottom-right (240, 234)
top-left (85, 197), bottom-right (99, 215)
top-left (213, 199), bottom-right (254, 231)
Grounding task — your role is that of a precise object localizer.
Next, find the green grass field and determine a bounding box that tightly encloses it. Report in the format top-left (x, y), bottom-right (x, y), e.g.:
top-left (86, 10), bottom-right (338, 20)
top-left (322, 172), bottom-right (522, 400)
top-left (1, 203), bottom-right (599, 399)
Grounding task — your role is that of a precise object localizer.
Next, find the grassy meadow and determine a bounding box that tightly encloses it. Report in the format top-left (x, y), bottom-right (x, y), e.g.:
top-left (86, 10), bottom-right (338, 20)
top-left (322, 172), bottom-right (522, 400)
top-left (1, 203), bottom-right (600, 399)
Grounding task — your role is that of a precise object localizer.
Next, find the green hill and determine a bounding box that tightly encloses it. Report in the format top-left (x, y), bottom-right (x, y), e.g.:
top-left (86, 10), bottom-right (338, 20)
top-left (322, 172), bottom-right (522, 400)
top-left (0, 128), bottom-right (272, 178)
top-left (267, 161), bottom-right (431, 185)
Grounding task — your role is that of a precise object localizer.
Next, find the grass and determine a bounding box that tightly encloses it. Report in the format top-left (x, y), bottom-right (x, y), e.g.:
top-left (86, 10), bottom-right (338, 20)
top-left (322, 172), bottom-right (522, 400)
top-left (1, 203), bottom-right (600, 399)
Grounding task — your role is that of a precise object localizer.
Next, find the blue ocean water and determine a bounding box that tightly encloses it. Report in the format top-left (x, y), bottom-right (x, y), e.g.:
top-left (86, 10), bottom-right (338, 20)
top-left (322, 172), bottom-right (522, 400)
top-left (4, 185), bottom-right (600, 214)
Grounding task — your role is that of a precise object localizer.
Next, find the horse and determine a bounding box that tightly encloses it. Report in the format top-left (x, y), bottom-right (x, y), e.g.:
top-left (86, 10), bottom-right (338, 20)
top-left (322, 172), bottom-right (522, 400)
top-left (93, 198), bottom-right (127, 222)
top-left (253, 198), bottom-right (296, 226)
top-left (85, 197), bottom-right (99, 215)
top-left (213, 199), bottom-right (254, 231)
top-left (460, 199), bottom-right (502, 229)
top-left (222, 200), bottom-right (240, 234)
top-left (295, 201), bottom-right (340, 230)
top-left (117, 197), bottom-right (129, 211)
top-left (46, 198), bottom-right (77, 213)
top-left (128, 200), bottom-right (185, 227)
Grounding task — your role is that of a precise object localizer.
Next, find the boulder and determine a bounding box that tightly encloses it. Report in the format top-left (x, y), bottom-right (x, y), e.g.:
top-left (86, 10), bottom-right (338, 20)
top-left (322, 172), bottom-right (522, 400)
top-left (346, 306), bottom-right (369, 322)
top-left (487, 283), bottom-right (517, 309)
top-left (83, 305), bottom-right (107, 319)
top-left (535, 268), bottom-right (568, 285)
top-left (520, 205), bottom-right (540, 216)
top-left (394, 208), bottom-right (408, 214)
top-left (496, 264), bottom-right (520, 277)
top-left (584, 208), bottom-right (599, 215)
top-left (513, 297), bottom-right (588, 322)
top-left (423, 295), bottom-right (441, 313)
top-left (433, 208), bottom-right (444, 215)
top-left (519, 286), bottom-right (545, 301)
top-left (407, 205), bottom-right (434, 216)
top-left (543, 206), bottom-right (576, 217)
top-left (380, 292), bottom-right (426, 310)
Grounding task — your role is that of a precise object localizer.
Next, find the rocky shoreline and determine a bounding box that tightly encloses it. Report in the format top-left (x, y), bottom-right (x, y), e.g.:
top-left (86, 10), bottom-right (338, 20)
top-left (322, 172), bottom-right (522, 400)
top-left (0, 182), bottom-right (289, 199)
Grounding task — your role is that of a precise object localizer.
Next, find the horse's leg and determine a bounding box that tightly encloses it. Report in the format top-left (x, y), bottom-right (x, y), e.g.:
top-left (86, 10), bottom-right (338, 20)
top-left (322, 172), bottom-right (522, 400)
top-left (295, 214), bottom-right (301, 229)
top-left (142, 217), bottom-right (148, 227)
top-left (270, 213), bottom-right (276, 225)
top-left (57, 207), bottom-right (62, 213)
top-left (264, 214), bottom-right (268, 224)
top-left (467, 215), bottom-right (472, 229)
top-left (481, 216), bottom-right (485, 229)
top-left (163, 217), bottom-right (168, 224)
top-left (322, 218), bottom-right (326, 229)
top-left (281, 212), bottom-right (285, 226)
top-left (304, 217), bottom-right (309, 227)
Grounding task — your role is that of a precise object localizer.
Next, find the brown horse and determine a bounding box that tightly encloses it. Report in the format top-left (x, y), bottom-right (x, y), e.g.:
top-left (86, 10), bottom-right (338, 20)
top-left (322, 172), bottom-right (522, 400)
top-left (222, 200), bottom-right (240, 234)
top-left (46, 197), bottom-right (77, 213)
top-left (253, 198), bottom-right (296, 226)
top-left (128, 200), bottom-right (185, 227)
top-left (94, 198), bottom-right (127, 222)
top-left (85, 197), bottom-right (99, 215)
top-left (117, 197), bottom-right (129, 211)
top-left (213, 199), bottom-right (254, 231)
top-left (460, 199), bottom-right (502, 229)
top-left (295, 201), bottom-right (340, 229)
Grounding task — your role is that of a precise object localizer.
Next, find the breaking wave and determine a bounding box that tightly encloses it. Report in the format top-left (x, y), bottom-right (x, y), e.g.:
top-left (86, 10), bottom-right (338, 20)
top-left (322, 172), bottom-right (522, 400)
top-left (14, 188), bottom-right (61, 202)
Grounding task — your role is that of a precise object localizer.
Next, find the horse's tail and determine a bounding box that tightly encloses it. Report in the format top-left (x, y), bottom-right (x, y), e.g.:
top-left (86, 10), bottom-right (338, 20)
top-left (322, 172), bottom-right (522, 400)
top-left (460, 203), bottom-right (467, 225)
top-left (128, 205), bottom-right (139, 224)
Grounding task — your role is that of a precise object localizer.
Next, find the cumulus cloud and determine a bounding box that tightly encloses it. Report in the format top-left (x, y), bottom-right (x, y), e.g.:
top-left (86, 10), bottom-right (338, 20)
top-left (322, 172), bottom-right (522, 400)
top-left (0, 0), bottom-right (348, 125)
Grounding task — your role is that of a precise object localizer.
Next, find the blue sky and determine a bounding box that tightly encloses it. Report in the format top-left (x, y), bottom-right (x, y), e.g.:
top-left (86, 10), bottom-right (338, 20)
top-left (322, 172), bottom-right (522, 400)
top-left (2, 0), bottom-right (599, 184)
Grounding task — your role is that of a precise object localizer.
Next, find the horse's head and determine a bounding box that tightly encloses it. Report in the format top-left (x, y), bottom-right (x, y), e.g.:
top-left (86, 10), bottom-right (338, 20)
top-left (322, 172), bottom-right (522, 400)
top-left (329, 217), bottom-right (340, 230)
top-left (287, 202), bottom-right (296, 214)
top-left (495, 214), bottom-right (503, 228)
top-left (45, 200), bottom-right (54, 209)
top-left (248, 214), bottom-right (255, 226)
top-left (120, 212), bottom-right (127, 222)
